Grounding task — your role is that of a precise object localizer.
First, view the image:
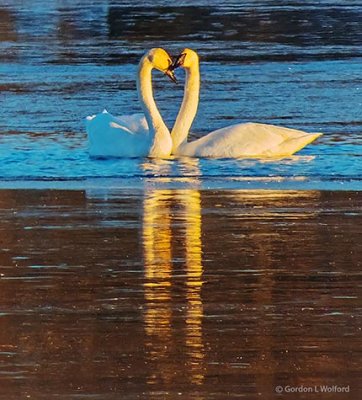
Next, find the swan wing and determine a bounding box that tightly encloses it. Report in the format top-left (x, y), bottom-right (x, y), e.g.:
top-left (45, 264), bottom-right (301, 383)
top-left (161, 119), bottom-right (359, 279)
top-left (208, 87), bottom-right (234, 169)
top-left (86, 110), bottom-right (150, 157)
top-left (178, 123), bottom-right (321, 158)
top-left (114, 113), bottom-right (149, 135)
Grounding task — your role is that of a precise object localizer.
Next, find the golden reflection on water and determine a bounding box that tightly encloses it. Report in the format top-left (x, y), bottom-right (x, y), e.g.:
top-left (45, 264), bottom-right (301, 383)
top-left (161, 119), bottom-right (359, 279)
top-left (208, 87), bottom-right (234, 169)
top-left (178, 189), bottom-right (204, 385)
top-left (143, 188), bottom-right (173, 385)
top-left (141, 173), bottom-right (325, 393)
top-left (142, 159), bottom-right (205, 389)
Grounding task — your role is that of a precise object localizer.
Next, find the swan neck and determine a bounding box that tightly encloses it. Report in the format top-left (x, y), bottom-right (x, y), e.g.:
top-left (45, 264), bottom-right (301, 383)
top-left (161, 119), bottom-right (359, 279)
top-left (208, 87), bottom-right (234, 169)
top-left (137, 57), bottom-right (170, 153)
top-left (171, 61), bottom-right (200, 153)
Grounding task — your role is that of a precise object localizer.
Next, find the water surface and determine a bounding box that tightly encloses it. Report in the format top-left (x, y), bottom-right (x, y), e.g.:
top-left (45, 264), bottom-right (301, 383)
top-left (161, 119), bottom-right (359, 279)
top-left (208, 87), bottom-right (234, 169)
top-left (0, 0), bottom-right (361, 189)
top-left (0, 1), bottom-right (361, 399)
top-left (0, 188), bottom-right (361, 399)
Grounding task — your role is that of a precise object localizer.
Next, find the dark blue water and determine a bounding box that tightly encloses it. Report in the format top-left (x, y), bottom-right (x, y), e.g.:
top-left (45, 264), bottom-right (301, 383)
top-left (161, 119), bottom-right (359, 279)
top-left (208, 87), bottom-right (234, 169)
top-left (0, 0), bottom-right (361, 190)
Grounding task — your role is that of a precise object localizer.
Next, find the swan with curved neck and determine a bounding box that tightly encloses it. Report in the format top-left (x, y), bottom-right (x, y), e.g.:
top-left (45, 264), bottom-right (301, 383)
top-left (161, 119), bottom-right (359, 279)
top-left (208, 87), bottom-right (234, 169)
top-left (86, 48), bottom-right (176, 158)
top-left (171, 48), bottom-right (322, 158)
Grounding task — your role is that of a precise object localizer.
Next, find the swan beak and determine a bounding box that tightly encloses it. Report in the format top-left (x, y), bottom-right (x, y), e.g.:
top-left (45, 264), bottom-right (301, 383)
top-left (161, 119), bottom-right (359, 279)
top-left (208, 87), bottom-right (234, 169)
top-left (165, 69), bottom-right (177, 84)
top-left (171, 53), bottom-right (186, 69)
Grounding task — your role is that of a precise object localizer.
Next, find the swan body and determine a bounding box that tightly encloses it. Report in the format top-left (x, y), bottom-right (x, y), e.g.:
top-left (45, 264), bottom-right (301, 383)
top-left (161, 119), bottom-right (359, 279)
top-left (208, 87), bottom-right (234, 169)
top-left (86, 48), bottom-right (174, 158)
top-left (176, 122), bottom-right (321, 158)
top-left (86, 111), bottom-right (150, 157)
top-left (171, 49), bottom-right (322, 158)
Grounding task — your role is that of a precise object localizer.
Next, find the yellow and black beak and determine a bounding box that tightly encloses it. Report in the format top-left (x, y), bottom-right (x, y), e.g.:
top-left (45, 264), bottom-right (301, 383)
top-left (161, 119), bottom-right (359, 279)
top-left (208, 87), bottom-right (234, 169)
top-left (171, 53), bottom-right (186, 69)
top-left (164, 68), bottom-right (177, 84)
top-left (164, 52), bottom-right (187, 83)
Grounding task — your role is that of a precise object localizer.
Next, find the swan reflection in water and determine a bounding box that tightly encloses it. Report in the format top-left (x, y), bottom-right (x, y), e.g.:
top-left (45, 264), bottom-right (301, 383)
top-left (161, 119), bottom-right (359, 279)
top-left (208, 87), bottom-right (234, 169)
top-left (142, 158), bottom-right (204, 389)
top-left (141, 163), bottom-right (322, 394)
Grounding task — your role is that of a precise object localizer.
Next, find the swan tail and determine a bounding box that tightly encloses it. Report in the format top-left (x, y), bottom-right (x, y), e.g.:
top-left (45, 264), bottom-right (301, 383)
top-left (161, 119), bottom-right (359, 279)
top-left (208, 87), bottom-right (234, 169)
top-left (268, 132), bottom-right (322, 157)
top-left (86, 114), bottom-right (96, 122)
top-left (86, 109), bottom-right (109, 124)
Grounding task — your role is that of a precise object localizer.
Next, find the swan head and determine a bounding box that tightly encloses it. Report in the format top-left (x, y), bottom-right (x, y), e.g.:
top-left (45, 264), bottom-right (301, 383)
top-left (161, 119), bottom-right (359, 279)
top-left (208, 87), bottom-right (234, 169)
top-left (171, 48), bottom-right (199, 70)
top-left (145, 48), bottom-right (177, 83)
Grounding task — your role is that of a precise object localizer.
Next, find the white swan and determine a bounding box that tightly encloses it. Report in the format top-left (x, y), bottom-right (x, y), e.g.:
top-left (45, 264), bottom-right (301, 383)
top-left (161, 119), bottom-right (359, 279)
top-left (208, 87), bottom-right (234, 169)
top-left (170, 49), bottom-right (322, 158)
top-left (86, 48), bottom-right (176, 158)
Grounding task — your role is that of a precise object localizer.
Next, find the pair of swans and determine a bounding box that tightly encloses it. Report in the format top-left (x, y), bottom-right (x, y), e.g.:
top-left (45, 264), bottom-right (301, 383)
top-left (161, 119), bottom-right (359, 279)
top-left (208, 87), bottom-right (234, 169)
top-left (86, 48), bottom-right (321, 158)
